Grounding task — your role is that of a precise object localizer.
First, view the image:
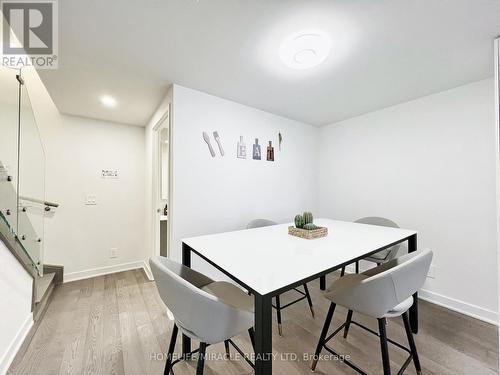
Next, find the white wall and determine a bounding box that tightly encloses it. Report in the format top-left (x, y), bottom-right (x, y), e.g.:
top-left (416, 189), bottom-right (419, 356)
top-left (0, 242), bottom-right (33, 375)
top-left (19, 66), bottom-right (147, 281)
top-left (170, 85), bottom-right (318, 278)
top-left (41, 115), bottom-right (146, 280)
top-left (318, 79), bottom-right (498, 323)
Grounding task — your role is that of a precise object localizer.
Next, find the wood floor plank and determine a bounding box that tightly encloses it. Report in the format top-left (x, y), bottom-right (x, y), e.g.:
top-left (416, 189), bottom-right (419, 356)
top-left (9, 269), bottom-right (499, 375)
top-left (81, 276), bottom-right (106, 375)
top-left (58, 278), bottom-right (98, 375)
top-left (133, 269), bottom-right (171, 352)
top-left (8, 279), bottom-right (90, 375)
top-left (102, 274), bottom-right (125, 375)
top-left (124, 270), bottom-right (164, 375)
top-left (115, 271), bottom-right (148, 375)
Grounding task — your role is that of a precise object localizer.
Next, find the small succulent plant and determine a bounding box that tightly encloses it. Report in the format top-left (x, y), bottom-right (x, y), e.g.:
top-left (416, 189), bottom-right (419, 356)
top-left (295, 212), bottom-right (316, 229)
top-left (303, 223), bottom-right (318, 230)
top-left (303, 212), bottom-right (314, 224)
top-left (294, 214), bottom-right (305, 229)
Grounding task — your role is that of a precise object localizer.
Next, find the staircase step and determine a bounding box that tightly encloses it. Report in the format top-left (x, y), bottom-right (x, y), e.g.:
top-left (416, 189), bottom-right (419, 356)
top-left (35, 272), bottom-right (55, 304)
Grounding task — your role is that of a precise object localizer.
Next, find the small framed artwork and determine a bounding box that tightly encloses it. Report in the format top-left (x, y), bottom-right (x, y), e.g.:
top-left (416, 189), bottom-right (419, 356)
top-left (253, 138), bottom-right (261, 160)
top-left (266, 141), bottom-right (274, 161)
top-left (237, 136), bottom-right (247, 158)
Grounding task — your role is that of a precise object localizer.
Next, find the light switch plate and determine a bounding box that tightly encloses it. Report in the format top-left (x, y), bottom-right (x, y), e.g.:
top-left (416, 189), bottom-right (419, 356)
top-left (85, 195), bottom-right (97, 205)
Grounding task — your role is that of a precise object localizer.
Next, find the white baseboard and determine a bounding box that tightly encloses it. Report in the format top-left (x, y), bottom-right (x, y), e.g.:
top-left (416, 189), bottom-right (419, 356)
top-left (419, 289), bottom-right (498, 326)
top-left (64, 261), bottom-right (145, 283)
top-left (342, 265), bottom-right (498, 325)
top-left (0, 313), bottom-right (33, 375)
top-left (142, 260), bottom-right (154, 281)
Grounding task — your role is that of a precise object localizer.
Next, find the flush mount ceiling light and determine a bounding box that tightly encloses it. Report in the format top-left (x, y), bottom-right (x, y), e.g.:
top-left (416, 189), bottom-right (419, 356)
top-left (100, 95), bottom-right (117, 108)
top-left (279, 30), bottom-right (331, 70)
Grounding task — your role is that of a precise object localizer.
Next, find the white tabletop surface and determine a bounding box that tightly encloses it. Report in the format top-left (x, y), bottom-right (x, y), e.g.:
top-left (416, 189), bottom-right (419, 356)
top-left (183, 218), bottom-right (417, 295)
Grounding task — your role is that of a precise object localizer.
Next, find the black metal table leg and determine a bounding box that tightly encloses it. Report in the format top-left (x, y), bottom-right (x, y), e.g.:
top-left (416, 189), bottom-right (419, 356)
top-left (181, 242), bottom-right (192, 358)
top-left (254, 293), bottom-right (273, 375)
top-left (408, 234), bottom-right (419, 334)
top-left (320, 275), bottom-right (326, 290)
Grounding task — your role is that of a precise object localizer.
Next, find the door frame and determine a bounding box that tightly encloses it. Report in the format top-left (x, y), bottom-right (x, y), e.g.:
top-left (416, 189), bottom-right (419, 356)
top-left (494, 37), bottom-right (500, 364)
top-left (152, 104), bottom-right (172, 258)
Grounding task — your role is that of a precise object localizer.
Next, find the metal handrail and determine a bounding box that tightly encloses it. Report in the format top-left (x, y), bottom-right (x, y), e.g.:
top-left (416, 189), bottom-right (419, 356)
top-left (19, 196), bottom-right (59, 210)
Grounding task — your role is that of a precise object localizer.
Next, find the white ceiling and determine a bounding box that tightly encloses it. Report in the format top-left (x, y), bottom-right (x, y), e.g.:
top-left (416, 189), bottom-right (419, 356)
top-left (37, 0), bottom-right (500, 127)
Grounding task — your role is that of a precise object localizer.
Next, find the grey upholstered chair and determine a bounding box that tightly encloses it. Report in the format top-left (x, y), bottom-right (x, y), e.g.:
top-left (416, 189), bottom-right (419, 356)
top-left (246, 219), bottom-right (315, 336)
top-left (246, 218), bottom-right (277, 229)
top-left (341, 217), bottom-right (403, 276)
top-left (311, 249), bottom-right (432, 375)
top-left (150, 256), bottom-right (255, 375)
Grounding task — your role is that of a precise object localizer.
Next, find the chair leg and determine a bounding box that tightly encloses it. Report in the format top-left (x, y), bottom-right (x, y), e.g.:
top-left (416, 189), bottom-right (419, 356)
top-left (343, 310), bottom-right (353, 339)
top-left (224, 340), bottom-right (230, 359)
top-left (196, 342), bottom-right (208, 375)
top-left (311, 302), bottom-right (336, 372)
top-left (355, 261), bottom-right (360, 274)
top-left (164, 324), bottom-right (178, 375)
top-left (275, 295), bottom-right (283, 336)
top-left (402, 311), bottom-right (422, 375)
top-left (378, 318), bottom-right (391, 375)
top-left (340, 267), bottom-right (346, 277)
top-left (248, 327), bottom-right (255, 350)
top-left (303, 283), bottom-right (315, 318)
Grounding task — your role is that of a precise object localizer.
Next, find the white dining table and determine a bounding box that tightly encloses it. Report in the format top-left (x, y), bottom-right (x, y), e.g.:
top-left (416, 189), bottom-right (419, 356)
top-left (181, 218), bottom-right (418, 374)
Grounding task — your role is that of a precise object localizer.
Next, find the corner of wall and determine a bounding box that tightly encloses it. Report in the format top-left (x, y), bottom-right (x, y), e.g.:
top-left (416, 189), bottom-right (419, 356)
top-left (0, 240), bottom-right (33, 375)
top-left (493, 38), bottom-right (500, 329)
top-left (0, 313), bottom-right (33, 375)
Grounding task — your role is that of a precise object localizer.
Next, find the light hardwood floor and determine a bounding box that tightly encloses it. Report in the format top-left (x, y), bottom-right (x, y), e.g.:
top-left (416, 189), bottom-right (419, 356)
top-left (8, 269), bottom-right (498, 375)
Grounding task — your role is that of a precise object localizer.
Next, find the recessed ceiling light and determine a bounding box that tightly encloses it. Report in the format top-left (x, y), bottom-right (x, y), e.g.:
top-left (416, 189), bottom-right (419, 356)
top-left (100, 95), bottom-right (117, 108)
top-left (279, 30), bottom-right (331, 70)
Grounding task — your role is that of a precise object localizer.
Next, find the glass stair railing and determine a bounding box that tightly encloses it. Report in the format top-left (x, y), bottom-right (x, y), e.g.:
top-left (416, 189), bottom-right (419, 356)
top-left (0, 161), bottom-right (17, 233)
top-left (0, 65), bottom-right (47, 276)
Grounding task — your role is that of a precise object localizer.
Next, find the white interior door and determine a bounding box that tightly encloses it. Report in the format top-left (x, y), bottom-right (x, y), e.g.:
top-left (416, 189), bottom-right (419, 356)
top-left (152, 108), bottom-right (171, 258)
top-left (494, 38), bottom-right (500, 365)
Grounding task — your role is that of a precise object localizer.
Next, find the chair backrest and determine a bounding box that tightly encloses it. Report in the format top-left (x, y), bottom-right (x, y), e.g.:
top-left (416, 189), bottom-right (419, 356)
top-left (149, 256), bottom-right (253, 344)
top-left (246, 219), bottom-right (277, 229)
top-left (355, 217), bottom-right (402, 260)
top-left (378, 249), bottom-right (432, 304)
top-left (327, 249), bottom-right (433, 318)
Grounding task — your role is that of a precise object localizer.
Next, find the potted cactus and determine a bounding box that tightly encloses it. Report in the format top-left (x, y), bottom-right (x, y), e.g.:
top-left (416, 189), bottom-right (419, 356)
top-left (294, 214), bottom-right (305, 229)
top-left (295, 212), bottom-right (317, 229)
top-left (303, 212), bottom-right (313, 225)
top-left (289, 211), bottom-right (327, 239)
